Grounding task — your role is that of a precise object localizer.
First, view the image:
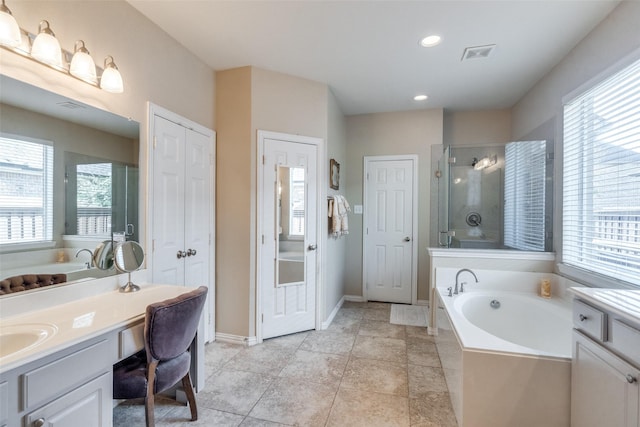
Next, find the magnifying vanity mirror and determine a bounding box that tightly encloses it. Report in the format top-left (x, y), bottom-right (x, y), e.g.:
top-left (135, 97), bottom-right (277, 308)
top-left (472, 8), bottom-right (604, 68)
top-left (276, 166), bottom-right (306, 286)
top-left (92, 240), bottom-right (115, 271)
top-left (114, 241), bottom-right (145, 293)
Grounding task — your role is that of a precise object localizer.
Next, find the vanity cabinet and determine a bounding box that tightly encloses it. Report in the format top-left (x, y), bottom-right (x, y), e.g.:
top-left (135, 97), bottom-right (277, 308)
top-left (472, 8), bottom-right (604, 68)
top-left (1, 335), bottom-right (117, 427)
top-left (571, 295), bottom-right (640, 427)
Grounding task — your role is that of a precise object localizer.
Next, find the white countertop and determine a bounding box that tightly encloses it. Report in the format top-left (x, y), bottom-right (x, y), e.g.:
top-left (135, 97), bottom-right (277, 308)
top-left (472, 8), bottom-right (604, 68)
top-left (0, 284), bottom-right (191, 374)
top-left (569, 287), bottom-right (640, 323)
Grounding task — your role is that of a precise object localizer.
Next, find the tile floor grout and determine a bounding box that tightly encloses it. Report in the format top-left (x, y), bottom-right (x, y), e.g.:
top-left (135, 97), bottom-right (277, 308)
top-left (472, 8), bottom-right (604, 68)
top-left (114, 301), bottom-right (458, 426)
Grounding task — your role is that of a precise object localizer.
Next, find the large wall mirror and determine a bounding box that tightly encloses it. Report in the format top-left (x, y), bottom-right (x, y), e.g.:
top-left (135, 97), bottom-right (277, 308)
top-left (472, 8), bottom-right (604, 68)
top-left (0, 75), bottom-right (140, 293)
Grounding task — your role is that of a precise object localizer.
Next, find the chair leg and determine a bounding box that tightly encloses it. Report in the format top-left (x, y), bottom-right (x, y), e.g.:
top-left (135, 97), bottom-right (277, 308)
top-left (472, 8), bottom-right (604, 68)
top-left (145, 361), bottom-right (159, 427)
top-left (181, 373), bottom-right (198, 421)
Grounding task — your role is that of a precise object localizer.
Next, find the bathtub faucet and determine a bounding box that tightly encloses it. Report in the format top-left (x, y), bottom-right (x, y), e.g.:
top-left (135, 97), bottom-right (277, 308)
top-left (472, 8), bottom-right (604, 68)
top-left (75, 248), bottom-right (94, 269)
top-left (454, 268), bottom-right (478, 294)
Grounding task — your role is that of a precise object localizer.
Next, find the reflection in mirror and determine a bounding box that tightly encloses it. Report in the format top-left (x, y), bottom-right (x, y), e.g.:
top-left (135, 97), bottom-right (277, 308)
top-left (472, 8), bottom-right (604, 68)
top-left (276, 166), bottom-right (305, 286)
top-left (115, 241), bottom-right (144, 293)
top-left (92, 240), bottom-right (115, 271)
top-left (0, 75), bottom-right (140, 293)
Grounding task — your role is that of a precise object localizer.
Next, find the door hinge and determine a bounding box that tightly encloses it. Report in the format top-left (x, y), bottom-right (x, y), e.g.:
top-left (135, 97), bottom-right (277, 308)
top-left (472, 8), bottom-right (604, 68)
top-left (152, 239), bottom-right (155, 252)
top-left (262, 235), bottom-right (265, 244)
top-left (153, 136), bottom-right (157, 149)
top-left (262, 155), bottom-right (265, 165)
top-left (366, 172), bottom-right (369, 180)
top-left (210, 154), bottom-right (214, 165)
top-left (261, 314), bottom-right (264, 323)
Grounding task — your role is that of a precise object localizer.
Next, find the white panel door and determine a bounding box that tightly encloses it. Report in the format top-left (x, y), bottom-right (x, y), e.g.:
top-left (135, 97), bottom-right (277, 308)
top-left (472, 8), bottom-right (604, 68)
top-left (184, 129), bottom-right (211, 289)
top-left (261, 138), bottom-right (317, 339)
top-left (152, 116), bottom-right (185, 285)
top-left (364, 158), bottom-right (415, 303)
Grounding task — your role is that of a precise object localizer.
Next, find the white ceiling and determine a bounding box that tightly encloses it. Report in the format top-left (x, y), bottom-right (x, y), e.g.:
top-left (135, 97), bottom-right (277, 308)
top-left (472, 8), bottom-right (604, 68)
top-left (128, 0), bottom-right (620, 115)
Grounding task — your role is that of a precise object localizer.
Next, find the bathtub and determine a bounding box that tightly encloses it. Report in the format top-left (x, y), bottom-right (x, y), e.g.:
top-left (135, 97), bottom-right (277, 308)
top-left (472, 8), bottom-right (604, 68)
top-left (435, 281), bottom-right (574, 427)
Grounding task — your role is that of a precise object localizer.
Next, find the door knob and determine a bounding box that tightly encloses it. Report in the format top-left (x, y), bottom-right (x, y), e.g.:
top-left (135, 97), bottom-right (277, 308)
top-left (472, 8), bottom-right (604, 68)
top-left (404, 237), bottom-right (411, 242)
top-left (187, 248), bottom-right (197, 257)
top-left (626, 374), bottom-right (637, 384)
top-left (33, 419), bottom-right (45, 427)
top-left (177, 250), bottom-right (187, 259)
top-left (308, 244), bottom-right (317, 251)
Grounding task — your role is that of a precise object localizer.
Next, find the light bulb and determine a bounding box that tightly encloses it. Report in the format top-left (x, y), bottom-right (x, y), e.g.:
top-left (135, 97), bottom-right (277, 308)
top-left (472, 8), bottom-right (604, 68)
top-left (100, 55), bottom-right (123, 93)
top-left (31, 20), bottom-right (63, 69)
top-left (0, 0), bottom-right (21, 47)
top-left (70, 40), bottom-right (97, 84)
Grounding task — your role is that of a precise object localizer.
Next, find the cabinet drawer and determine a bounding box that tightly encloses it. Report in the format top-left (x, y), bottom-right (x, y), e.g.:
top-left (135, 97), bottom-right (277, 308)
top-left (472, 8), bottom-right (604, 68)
top-left (22, 339), bottom-right (111, 409)
top-left (119, 321), bottom-right (145, 359)
top-left (573, 300), bottom-right (607, 342)
top-left (611, 319), bottom-right (640, 364)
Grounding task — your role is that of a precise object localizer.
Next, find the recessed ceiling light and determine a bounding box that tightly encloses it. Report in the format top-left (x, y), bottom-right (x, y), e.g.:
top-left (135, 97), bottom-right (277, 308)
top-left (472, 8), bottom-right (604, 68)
top-left (420, 35), bottom-right (441, 48)
top-left (414, 94), bottom-right (428, 101)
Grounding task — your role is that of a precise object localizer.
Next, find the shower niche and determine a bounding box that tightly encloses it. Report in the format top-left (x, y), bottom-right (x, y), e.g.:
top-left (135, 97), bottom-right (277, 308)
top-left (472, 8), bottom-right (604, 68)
top-left (432, 141), bottom-right (553, 251)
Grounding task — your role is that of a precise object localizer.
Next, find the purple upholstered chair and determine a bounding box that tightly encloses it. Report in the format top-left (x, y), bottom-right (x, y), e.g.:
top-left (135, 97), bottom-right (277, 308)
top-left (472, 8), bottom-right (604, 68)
top-left (113, 286), bottom-right (208, 427)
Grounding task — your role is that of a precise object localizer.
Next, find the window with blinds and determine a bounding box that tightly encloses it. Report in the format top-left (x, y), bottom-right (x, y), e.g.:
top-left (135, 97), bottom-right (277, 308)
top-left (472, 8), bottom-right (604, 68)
top-left (0, 136), bottom-right (54, 245)
top-left (562, 56), bottom-right (640, 287)
top-left (504, 140), bottom-right (547, 251)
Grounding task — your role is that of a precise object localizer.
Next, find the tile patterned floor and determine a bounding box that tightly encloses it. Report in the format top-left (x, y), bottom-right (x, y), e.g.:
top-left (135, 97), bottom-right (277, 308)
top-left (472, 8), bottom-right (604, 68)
top-left (113, 301), bottom-right (458, 426)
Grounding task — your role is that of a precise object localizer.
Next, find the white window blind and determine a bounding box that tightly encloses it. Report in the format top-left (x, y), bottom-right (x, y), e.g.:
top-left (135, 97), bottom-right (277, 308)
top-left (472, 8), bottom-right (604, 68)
top-left (0, 136), bottom-right (54, 244)
top-left (504, 140), bottom-right (547, 251)
top-left (563, 56), bottom-right (640, 287)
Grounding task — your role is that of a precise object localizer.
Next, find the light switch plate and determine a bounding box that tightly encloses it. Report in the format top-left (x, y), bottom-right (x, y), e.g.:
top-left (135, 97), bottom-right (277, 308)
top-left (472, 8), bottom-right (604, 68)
top-left (354, 205), bottom-right (363, 214)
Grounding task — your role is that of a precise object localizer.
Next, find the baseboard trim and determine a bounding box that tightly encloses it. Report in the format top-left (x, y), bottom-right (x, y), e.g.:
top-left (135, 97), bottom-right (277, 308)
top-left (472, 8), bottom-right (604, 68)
top-left (343, 295), bottom-right (365, 302)
top-left (215, 333), bottom-right (258, 346)
top-left (321, 296), bottom-right (345, 329)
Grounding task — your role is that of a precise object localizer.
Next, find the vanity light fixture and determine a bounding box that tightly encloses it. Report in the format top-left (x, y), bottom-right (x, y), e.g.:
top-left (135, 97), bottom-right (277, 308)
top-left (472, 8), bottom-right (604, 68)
top-left (30, 20), bottom-right (63, 69)
top-left (100, 55), bottom-right (123, 93)
top-left (70, 40), bottom-right (97, 84)
top-left (414, 94), bottom-right (428, 101)
top-left (420, 35), bottom-right (441, 48)
top-left (0, 1), bottom-right (124, 93)
top-left (0, 0), bottom-right (21, 47)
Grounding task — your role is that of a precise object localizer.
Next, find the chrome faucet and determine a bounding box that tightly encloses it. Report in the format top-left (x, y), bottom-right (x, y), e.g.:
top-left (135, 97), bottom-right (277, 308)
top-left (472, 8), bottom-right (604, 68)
top-left (75, 248), bottom-right (94, 269)
top-left (454, 268), bottom-right (478, 294)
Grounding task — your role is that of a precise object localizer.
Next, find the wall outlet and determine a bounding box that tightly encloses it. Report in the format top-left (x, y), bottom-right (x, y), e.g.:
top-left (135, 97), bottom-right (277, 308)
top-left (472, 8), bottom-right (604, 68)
top-left (354, 205), bottom-right (363, 214)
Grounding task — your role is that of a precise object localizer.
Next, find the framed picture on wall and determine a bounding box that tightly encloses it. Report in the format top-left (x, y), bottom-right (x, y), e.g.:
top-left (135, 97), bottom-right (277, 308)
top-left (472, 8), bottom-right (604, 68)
top-left (330, 159), bottom-right (340, 190)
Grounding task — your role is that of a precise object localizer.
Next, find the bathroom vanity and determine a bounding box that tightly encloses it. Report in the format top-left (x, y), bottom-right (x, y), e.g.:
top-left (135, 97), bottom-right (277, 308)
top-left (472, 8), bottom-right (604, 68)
top-left (570, 287), bottom-right (640, 427)
top-left (0, 281), bottom-right (199, 427)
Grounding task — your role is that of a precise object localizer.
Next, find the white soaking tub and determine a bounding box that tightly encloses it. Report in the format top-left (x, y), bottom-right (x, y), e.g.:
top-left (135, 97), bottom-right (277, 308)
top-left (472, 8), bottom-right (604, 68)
top-left (434, 272), bottom-right (576, 427)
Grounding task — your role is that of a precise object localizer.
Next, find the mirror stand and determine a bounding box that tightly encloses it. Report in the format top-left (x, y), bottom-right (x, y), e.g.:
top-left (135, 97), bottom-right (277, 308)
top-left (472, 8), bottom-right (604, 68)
top-left (119, 274), bottom-right (140, 293)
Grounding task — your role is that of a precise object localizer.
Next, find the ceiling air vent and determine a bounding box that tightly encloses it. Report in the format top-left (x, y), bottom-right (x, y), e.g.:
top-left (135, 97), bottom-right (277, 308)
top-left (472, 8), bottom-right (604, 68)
top-left (461, 44), bottom-right (496, 61)
top-left (56, 101), bottom-right (86, 110)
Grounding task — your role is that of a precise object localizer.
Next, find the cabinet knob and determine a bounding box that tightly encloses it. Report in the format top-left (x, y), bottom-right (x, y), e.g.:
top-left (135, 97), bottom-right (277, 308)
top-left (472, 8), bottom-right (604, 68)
top-left (33, 418), bottom-right (45, 427)
top-left (626, 374), bottom-right (637, 384)
top-left (579, 314), bottom-right (588, 322)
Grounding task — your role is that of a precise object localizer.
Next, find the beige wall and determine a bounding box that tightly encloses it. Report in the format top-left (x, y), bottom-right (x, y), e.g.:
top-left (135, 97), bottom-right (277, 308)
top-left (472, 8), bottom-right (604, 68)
top-left (444, 109), bottom-right (511, 146)
top-left (344, 109), bottom-right (444, 301)
top-left (512, 1), bottom-right (640, 139)
top-left (0, 1), bottom-right (215, 128)
top-left (215, 66), bottom-right (335, 337)
top-left (215, 67), bottom-right (253, 337)
top-left (325, 90), bottom-right (348, 317)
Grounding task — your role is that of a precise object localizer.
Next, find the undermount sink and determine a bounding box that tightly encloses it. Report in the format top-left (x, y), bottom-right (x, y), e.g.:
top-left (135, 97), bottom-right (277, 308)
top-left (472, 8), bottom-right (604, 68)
top-left (0, 323), bottom-right (57, 359)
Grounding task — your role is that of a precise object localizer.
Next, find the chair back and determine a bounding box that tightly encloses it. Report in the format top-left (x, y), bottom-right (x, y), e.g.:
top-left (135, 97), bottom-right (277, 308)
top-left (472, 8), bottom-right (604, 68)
top-left (145, 286), bottom-right (208, 361)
